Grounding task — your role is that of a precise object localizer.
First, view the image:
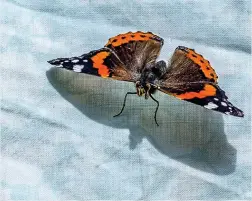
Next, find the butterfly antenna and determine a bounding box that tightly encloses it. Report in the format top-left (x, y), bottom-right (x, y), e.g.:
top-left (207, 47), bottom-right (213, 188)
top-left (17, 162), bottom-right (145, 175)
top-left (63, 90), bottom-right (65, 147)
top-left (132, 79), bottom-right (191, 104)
top-left (149, 94), bottom-right (159, 126)
top-left (113, 92), bottom-right (137, 117)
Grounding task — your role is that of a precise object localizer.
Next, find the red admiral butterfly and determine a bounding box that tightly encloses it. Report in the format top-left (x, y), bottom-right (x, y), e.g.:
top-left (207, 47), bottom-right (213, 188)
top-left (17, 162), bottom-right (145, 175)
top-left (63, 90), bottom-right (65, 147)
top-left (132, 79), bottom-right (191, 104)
top-left (48, 31), bottom-right (244, 126)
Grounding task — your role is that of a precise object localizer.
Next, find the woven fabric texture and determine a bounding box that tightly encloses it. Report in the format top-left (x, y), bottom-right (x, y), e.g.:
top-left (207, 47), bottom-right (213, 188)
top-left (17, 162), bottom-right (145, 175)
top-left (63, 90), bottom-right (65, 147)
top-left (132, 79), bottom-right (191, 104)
top-left (1, 0), bottom-right (251, 200)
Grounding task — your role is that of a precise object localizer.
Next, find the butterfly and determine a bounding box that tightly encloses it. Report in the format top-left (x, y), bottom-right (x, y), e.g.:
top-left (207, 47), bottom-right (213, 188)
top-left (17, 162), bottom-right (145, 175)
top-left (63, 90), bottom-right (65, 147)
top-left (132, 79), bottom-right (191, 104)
top-left (48, 31), bottom-right (244, 126)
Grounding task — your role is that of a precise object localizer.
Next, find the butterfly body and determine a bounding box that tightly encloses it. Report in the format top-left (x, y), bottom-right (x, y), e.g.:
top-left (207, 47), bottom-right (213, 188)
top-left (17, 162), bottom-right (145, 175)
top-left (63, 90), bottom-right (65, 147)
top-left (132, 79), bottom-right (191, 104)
top-left (135, 65), bottom-right (160, 99)
top-left (48, 31), bottom-right (244, 123)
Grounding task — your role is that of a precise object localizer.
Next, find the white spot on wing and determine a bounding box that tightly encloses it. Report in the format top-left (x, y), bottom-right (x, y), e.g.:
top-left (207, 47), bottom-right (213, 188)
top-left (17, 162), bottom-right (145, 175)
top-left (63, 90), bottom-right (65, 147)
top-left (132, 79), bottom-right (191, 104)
top-left (73, 65), bottom-right (84, 72)
top-left (83, 59), bottom-right (88, 62)
top-left (72, 59), bottom-right (79, 63)
top-left (221, 102), bottom-right (228, 106)
top-left (214, 98), bottom-right (218, 101)
top-left (204, 102), bottom-right (218, 109)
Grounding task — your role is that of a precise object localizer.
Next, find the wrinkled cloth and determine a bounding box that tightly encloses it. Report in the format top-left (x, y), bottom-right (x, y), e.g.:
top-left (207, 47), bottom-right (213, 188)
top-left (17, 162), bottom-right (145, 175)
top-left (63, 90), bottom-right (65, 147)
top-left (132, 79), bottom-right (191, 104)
top-left (1, 0), bottom-right (251, 200)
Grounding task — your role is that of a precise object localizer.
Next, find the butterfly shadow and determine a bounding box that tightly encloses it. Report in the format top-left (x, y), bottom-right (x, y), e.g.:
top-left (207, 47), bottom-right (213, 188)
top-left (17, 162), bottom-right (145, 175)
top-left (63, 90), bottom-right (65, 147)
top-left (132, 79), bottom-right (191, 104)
top-left (46, 68), bottom-right (237, 175)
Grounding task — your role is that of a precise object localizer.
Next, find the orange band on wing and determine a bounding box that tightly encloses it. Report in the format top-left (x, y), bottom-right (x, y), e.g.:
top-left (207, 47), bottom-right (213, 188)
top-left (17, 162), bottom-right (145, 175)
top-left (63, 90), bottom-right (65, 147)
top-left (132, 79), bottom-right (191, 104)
top-left (174, 84), bottom-right (216, 99)
top-left (91, 51), bottom-right (110, 78)
top-left (186, 49), bottom-right (218, 82)
top-left (105, 31), bottom-right (156, 47)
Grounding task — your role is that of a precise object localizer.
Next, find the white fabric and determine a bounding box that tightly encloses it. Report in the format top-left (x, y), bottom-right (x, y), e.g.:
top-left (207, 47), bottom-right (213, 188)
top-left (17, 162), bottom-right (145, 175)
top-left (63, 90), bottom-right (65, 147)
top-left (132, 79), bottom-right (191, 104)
top-left (1, 0), bottom-right (251, 200)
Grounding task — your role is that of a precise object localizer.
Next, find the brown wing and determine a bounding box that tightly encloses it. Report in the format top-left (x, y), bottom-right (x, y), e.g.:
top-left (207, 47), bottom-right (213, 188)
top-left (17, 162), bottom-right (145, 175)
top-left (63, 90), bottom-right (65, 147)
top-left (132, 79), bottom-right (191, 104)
top-left (157, 46), bottom-right (219, 97)
top-left (105, 31), bottom-right (164, 73)
top-left (48, 31), bottom-right (163, 82)
top-left (157, 46), bottom-right (244, 117)
top-left (48, 48), bottom-right (137, 82)
top-left (160, 46), bottom-right (218, 85)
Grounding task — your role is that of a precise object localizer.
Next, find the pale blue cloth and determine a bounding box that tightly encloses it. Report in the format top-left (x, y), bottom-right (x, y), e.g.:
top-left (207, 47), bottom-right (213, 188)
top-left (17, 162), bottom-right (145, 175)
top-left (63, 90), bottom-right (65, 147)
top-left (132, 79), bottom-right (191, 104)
top-left (1, 0), bottom-right (251, 200)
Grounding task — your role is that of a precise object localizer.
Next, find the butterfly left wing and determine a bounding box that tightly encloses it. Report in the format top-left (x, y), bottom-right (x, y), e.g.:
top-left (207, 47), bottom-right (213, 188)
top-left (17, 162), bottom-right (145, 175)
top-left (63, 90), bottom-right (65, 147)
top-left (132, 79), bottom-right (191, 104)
top-left (48, 48), bottom-right (139, 82)
top-left (157, 46), bottom-right (244, 117)
top-left (48, 31), bottom-right (163, 82)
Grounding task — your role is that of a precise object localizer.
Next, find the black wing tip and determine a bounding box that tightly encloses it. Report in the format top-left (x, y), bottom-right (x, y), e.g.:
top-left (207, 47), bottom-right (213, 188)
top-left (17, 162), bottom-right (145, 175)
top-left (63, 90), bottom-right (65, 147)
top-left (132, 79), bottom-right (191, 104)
top-left (229, 107), bottom-right (244, 117)
top-left (47, 58), bottom-right (60, 65)
top-left (47, 58), bottom-right (70, 67)
top-left (177, 46), bottom-right (187, 50)
top-left (150, 35), bottom-right (164, 45)
top-left (176, 46), bottom-right (195, 53)
top-left (222, 102), bottom-right (244, 117)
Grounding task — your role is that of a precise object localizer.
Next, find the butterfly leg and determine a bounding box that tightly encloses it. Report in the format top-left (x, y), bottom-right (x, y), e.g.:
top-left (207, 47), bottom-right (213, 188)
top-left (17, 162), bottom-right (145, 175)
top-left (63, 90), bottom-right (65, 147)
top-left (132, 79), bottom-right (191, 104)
top-left (149, 94), bottom-right (159, 126)
top-left (113, 92), bottom-right (137, 117)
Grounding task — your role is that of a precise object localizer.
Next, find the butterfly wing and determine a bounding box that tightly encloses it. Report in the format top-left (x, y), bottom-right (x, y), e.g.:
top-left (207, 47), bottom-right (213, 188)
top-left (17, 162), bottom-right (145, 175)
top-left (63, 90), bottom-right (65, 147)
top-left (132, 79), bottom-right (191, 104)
top-left (48, 48), bottom-right (137, 82)
top-left (157, 46), bottom-right (244, 117)
top-left (48, 31), bottom-right (163, 82)
top-left (105, 31), bottom-right (164, 73)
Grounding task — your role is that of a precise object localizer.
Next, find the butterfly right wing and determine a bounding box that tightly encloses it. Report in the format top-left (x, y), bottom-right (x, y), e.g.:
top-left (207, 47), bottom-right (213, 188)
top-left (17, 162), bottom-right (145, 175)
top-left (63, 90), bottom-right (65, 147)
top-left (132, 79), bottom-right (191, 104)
top-left (48, 48), bottom-right (139, 82)
top-left (157, 46), bottom-right (244, 117)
